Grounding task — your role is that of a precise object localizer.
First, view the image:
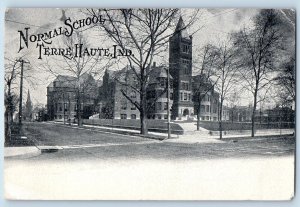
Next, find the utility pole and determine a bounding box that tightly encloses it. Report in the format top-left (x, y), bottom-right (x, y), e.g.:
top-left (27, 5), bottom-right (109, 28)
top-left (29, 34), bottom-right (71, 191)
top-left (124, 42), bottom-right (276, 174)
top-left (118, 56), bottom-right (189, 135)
top-left (18, 58), bottom-right (30, 128)
top-left (166, 66), bottom-right (171, 139)
top-left (63, 92), bottom-right (65, 125)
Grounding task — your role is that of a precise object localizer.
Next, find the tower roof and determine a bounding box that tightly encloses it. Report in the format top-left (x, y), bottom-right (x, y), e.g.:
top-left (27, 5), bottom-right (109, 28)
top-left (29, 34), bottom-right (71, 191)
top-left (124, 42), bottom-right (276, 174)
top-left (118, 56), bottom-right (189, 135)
top-left (175, 16), bottom-right (191, 39)
top-left (26, 89), bottom-right (31, 103)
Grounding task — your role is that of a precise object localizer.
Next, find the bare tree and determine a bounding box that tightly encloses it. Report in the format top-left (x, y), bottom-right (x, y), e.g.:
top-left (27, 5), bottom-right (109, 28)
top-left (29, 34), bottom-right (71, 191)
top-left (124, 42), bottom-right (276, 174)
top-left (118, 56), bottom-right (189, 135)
top-left (228, 89), bottom-right (241, 123)
top-left (39, 30), bottom-right (111, 126)
top-left (232, 9), bottom-right (284, 137)
top-left (86, 9), bottom-right (198, 134)
top-left (4, 56), bottom-right (34, 144)
top-left (273, 56), bottom-right (295, 105)
top-left (215, 40), bottom-right (239, 139)
top-left (193, 44), bottom-right (219, 130)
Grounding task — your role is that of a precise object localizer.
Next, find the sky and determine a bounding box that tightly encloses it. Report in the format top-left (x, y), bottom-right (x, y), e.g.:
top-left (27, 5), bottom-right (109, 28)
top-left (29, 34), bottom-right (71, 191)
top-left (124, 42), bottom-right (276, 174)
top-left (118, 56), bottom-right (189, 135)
top-left (4, 8), bottom-right (258, 107)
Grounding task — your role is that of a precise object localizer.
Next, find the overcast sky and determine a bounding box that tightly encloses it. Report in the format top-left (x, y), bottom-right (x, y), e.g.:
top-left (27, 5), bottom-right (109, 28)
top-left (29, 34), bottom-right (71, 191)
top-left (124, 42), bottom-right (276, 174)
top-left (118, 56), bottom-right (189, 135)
top-left (5, 8), bottom-right (258, 107)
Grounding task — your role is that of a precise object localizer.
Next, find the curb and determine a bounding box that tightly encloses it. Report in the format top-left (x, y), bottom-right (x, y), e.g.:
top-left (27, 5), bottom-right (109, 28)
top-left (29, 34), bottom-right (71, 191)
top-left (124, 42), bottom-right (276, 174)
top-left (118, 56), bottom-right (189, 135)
top-left (4, 146), bottom-right (41, 158)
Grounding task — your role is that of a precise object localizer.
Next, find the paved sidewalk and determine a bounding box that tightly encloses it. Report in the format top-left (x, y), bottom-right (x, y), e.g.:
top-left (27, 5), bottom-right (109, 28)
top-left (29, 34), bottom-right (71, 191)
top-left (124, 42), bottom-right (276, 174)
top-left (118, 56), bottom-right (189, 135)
top-left (4, 146), bottom-right (41, 158)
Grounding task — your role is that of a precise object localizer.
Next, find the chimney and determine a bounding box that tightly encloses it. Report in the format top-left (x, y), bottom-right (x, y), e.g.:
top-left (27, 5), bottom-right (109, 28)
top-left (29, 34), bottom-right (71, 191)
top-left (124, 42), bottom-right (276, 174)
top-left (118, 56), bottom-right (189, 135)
top-left (153, 62), bottom-right (156, 68)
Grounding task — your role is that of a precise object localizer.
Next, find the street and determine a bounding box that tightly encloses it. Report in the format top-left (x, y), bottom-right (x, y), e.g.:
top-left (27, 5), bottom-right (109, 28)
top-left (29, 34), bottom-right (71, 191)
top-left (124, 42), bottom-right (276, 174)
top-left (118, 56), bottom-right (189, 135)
top-left (4, 122), bottom-right (295, 200)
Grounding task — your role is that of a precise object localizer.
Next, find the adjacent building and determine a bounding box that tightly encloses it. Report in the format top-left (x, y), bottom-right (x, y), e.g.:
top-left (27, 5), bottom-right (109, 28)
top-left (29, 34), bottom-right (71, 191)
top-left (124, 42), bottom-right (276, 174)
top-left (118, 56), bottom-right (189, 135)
top-left (98, 64), bottom-right (174, 120)
top-left (99, 66), bottom-right (140, 120)
top-left (47, 73), bottom-right (99, 122)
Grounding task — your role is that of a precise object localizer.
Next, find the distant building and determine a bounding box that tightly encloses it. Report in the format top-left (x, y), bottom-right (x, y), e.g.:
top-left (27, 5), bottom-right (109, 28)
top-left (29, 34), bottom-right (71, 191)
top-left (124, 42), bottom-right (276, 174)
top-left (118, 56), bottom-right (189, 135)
top-left (23, 90), bottom-right (33, 121)
top-left (192, 75), bottom-right (219, 121)
top-left (47, 73), bottom-right (99, 122)
top-left (229, 105), bottom-right (253, 122)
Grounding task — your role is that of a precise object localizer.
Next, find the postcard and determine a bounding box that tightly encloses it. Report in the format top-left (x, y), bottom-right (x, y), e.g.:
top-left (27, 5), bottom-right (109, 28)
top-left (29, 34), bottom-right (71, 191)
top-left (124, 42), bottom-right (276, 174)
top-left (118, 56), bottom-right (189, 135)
top-left (4, 8), bottom-right (295, 200)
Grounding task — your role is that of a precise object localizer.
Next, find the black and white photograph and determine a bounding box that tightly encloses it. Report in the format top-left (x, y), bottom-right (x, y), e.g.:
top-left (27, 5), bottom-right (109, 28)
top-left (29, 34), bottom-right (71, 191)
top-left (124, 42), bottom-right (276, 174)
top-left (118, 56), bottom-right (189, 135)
top-left (3, 8), bottom-right (296, 200)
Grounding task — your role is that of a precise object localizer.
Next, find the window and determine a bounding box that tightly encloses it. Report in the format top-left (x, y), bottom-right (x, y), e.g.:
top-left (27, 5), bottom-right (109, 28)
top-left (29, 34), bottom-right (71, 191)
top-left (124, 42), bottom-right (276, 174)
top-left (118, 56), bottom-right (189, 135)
top-left (163, 102), bottom-right (168, 110)
top-left (59, 105), bottom-right (62, 112)
top-left (206, 105), bottom-right (210, 113)
top-left (184, 93), bottom-right (187, 101)
top-left (131, 114), bottom-right (136, 119)
top-left (170, 93), bottom-right (173, 100)
top-left (181, 82), bottom-right (189, 90)
top-left (201, 105), bottom-right (205, 112)
top-left (64, 103), bottom-right (68, 111)
top-left (180, 92), bottom-right (183, 101)
top-left (131, 104), bottom-right (136, 110)
top-left (188, 94), bottom-right (191, 101)
top-left (182, 44), bottom-right (190, 53)
top-left (156, 102), bottom-right (162, 110)
top-left (59, 115), bottom-right (62, 119)
top-left (182, 59), bottom-right (190, 65)
top-left (157, 115), bottom-right (162, 119)
top-left (121, 114), bottom-right (127, 119)
top-left (206, 116), bottom-right (209, 121)
top-left (213, 107), bottom-right (217, 113)
top-left (121, 100), bottom-right (127, 110)
top-left (185, 67), bottom-right (189, 74)
top-left (164, 115), bottom-right (168, 119)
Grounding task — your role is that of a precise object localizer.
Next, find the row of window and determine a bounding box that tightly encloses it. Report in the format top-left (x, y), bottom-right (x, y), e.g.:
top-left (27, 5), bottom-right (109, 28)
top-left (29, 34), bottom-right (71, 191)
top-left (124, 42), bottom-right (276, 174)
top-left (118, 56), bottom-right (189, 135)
top-left (181, 82), bottom-right (189, 90)
top-left (180, 92), bottom-right (191, 101)
top-left (56, 103), bottom-right (76, 112)
top-left (121, 102), bottom-right (136, 110)
top-left (201, 116), bottom-right (218, 121)
top-left (147, 114), bottom-right (169, 120)
top-left (182, 44), bottom-right (191, 54)
top-left (146, 90), bottom-right (174, 100)
top-left (156, 102), bottom-right (169, 111)
top-left (200, 105), bottom-right (217, 113)
top-left (120, 114), bottom-right (136, 119)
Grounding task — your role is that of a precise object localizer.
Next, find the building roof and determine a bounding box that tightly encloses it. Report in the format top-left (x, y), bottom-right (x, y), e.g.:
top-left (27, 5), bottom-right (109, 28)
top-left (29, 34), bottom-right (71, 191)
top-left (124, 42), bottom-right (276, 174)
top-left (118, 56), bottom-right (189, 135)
top-left (47, 73), bottom-right (96, 89)
top-left (148, 66), bottom-right (173, 85)
top-left (175, 16), bottom-right (191, 39)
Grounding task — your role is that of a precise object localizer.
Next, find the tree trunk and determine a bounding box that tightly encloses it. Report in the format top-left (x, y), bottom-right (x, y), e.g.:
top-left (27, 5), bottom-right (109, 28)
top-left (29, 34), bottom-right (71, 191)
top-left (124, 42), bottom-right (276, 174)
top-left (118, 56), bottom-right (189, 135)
top-left (251, 88), bottom-right (258, 137)
top-left (196, 99), bottom-right (202, 131)
top-left (77, 90), bottom-right (83, 126)
top-left (140, 84), bottom-right (148, 135)
top-left (5, 108), bottom-right (10, 146)
top-left (219, 99), bottom-right (223, 139)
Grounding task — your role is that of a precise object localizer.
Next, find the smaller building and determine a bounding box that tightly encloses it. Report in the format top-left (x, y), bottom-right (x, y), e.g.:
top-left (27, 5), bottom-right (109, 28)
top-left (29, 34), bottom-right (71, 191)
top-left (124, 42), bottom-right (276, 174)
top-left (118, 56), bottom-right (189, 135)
top-left (192, 75), bottom-right (219, 121)
top-left (47, 73), bottom-right (99, 122)
top-left (99, 65), bottom-right (140, 120)
top-left (146, 65), bottom-right (173, 120)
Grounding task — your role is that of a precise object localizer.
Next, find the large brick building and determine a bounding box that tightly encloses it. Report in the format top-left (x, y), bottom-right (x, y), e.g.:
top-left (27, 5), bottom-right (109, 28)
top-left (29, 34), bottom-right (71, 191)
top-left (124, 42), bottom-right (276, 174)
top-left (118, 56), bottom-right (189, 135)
top-left (47, 73), bottom-right (99, 122)
top-left (97, 17), bottom-right (223, 121)
top-left (98, 64), bottom-right (174, 120)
